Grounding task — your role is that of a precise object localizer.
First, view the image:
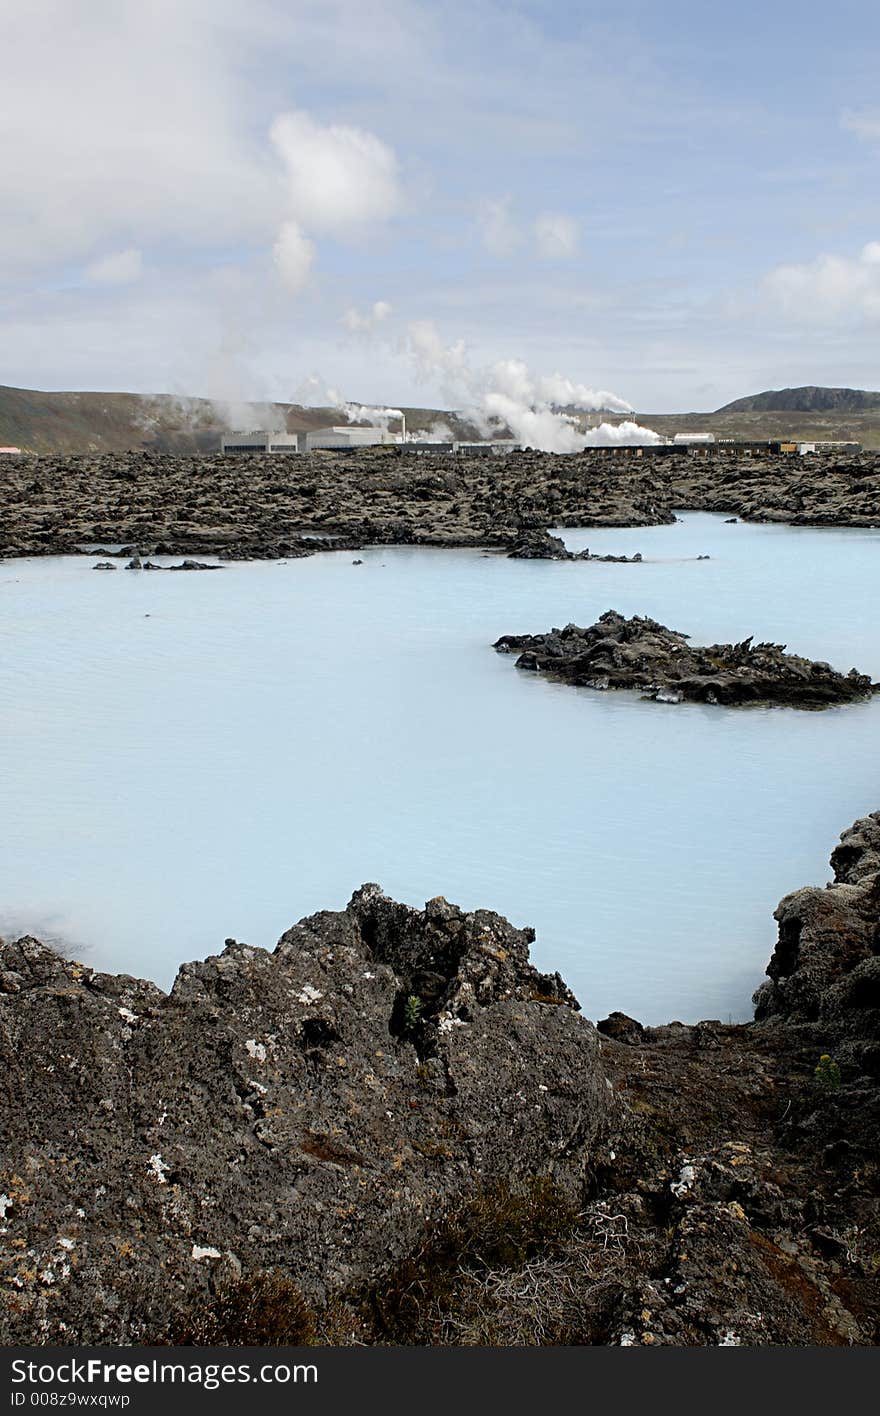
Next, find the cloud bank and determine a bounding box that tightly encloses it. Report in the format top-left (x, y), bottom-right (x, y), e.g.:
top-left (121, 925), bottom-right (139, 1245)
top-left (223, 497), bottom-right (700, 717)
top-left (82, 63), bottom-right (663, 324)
top-left (85, 249), bottom-right (144, 286)
top-left (764, 241), bottom-right (880, 320)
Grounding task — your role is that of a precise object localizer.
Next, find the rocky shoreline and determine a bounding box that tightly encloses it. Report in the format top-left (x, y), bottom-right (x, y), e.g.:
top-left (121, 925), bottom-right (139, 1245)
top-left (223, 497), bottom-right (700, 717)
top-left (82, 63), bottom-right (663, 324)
top-left (1, 448), bottom-right (879, 562)
top-left (1, 814), bottom-right (878, 1346)
top-left (494, 610), bottom-right (879, 708)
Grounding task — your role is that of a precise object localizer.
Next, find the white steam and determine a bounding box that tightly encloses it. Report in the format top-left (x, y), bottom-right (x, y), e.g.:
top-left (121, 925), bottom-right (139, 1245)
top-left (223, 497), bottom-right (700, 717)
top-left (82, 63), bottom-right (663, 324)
top-left (344, 401), bottom-right (403, 428)
top-left (273, 221), bottom-right (316, 294)
top-left (403, 321), bottom-right (658, 451)
top-left (292, 373), bottom-right (345, 408)
top-left (293, 374), bottom-right (402, 430)
top-left (288, 311), bottom-right (658, 452)
top-left (421, 419), bottom-right (454, 442)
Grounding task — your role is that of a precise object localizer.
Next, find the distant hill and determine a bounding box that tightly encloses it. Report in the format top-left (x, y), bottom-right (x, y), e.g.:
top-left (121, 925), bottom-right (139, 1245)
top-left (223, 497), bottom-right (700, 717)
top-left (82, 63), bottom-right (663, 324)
top-left (4, 380), bottom-right (880, 454)
top-left (717, 386), bottom-right (880, 414)
top-left (0, 384), bottom-right (483, 455)
top-left (0, 385), bottom-right (287, 455)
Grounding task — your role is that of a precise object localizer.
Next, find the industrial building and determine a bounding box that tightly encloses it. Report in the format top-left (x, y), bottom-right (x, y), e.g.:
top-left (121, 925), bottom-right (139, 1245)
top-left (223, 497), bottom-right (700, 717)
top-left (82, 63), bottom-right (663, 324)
top-left (218, 429), bottom-right (864, 459)
top-left (452, 439), bottom-right (522, 455)
top-left (220, 432), bottom-right (302, 454)
top-left (398, 439), bottom-right (521, 454)
top-left (305, 426), bottom-right (394, 451)
top-left (220, 426), bottom-right (399, 454)
top-left (795, 440), bottom-right (861, 455)
top-left (398, 441), bottom-right (455, 454)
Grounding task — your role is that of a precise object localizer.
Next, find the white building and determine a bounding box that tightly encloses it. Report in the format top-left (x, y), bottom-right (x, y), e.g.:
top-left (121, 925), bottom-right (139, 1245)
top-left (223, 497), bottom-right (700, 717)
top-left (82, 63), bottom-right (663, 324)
top-left (220, 431), bottom-right (302, 454)
top-left (672, 432), bottom-right (715, 445)
top-left (797, 440), bottom-right (861, 455)
top-left (305, 426), bottom-right (394, 451)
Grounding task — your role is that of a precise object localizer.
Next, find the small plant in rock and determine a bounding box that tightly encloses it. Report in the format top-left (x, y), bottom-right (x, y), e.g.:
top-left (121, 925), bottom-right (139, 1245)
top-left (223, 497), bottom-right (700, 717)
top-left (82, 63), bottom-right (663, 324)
top-left (366, 1177), bottom-right (579, 1342)
top-left (403, 995), bottom-right (423, 1037)
top-left (814, 1054), bottom-right (841, 1091)
top-left (166, 1270), bottom-right (317, 1345)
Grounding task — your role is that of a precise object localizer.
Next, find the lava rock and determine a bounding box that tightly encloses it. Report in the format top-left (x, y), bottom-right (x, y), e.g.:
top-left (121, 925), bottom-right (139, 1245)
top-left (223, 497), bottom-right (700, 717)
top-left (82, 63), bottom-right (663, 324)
top-left (494, 609), bottom-right (878, 708)
top-left (0, 886), bottom-right (613, 1344)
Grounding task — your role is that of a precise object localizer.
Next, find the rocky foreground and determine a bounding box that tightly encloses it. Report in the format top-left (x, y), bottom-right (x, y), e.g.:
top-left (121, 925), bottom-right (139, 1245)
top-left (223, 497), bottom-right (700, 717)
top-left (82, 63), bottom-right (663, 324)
top-left (1, 448), bottom-right (879, 562)
top-left (1, 816), bottom-right (879, 1346)
top-left (494, 610), bottom-right (878, 708)
top-left (666, 451), bottom-right (880, 528)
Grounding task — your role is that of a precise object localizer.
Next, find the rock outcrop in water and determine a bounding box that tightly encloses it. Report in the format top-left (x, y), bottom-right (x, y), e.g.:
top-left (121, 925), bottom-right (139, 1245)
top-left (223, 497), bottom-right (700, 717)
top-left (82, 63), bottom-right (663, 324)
top-left (494, 610), bottom-right (878, 708)
top-left (1, 816), bottom-right (879, 1345)
top-left (506, 530), bottom-right (643, 563)
top-left (755, 812), bottom-right (880, 1055)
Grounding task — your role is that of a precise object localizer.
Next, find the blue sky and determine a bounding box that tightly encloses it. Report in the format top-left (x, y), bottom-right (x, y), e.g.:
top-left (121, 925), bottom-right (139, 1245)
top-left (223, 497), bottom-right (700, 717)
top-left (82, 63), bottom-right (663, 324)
top-left (2, 0), bottom-right (879, 412)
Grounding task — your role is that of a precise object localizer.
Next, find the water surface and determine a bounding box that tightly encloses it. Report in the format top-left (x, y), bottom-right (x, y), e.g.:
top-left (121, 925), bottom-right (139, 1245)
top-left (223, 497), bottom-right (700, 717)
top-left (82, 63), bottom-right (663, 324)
top-left (1, 512), bottom-right (878, 1023)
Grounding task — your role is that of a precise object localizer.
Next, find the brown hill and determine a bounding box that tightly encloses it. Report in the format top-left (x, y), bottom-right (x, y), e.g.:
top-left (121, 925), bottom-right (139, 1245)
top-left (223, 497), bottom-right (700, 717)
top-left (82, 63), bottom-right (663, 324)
top-left (0, 384), bottom-right (482, 455)
top-left (5, 382), bottom-right (880, 454)
top-left (717, 385), bottom-right (880, 414)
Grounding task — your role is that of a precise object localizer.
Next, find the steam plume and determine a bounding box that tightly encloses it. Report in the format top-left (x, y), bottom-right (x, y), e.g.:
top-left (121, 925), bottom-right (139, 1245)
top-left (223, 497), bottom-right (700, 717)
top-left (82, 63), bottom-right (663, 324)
top-left (404, 322), bottom-right (659, 451)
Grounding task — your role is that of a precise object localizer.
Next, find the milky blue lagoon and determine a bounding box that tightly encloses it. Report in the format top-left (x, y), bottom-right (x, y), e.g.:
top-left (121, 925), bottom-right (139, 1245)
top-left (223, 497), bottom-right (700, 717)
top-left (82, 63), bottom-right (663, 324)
top-left (2, 512), bottom-right (878, 1024)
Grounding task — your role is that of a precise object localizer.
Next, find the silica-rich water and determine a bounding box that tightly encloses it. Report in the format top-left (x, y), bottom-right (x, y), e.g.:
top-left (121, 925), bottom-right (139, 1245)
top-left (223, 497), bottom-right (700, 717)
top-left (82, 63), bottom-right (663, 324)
top-left (2, 512), bottom-right (878, 1023)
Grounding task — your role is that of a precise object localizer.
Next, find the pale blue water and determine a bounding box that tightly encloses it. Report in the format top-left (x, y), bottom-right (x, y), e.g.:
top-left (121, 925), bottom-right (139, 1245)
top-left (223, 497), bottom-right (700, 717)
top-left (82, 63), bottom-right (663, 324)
top-left (1, 512), bottom-right (878, 1024)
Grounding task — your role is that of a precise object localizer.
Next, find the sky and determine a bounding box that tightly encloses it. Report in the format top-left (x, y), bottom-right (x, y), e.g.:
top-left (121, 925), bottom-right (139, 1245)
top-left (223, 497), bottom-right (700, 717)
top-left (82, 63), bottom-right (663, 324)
top-left (2, 0), bottom-right (880, 415)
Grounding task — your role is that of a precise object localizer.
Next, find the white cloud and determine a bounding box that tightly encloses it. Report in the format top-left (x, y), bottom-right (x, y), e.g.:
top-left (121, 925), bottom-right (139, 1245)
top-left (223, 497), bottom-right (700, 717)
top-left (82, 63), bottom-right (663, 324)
top-left (534, 212), bottom-right (579, 260)
top-left (477, 197), bottom-right (521, 257)
top-left (273, 221), bottom-right (315, 293)
top-left (84, 248), bottom-right (144, 286)
top-left (764, 241), bottom-right (880, 319)
top-left (12, 2), bottom-right (874, 413)
top-left (0, 2), bottom-right (279, 274)
top-left (0, 7), bottom-right (402, 305)
top-left (270, 110), bottom-right (401, 237)
top-left (479, 202), bottom-right (580, 263)
top-left (343, 300), bottom-right (393, 333)
top-left (841, 107), bottom-right (880, 142)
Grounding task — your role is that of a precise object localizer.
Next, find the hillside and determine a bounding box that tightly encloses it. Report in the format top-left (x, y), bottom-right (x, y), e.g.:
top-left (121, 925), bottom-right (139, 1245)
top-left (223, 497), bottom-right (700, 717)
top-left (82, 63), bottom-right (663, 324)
top-left (717, 386), bottom-right (880, 414)
top-left (5, 381), bottom-right (880, 454)
top-left (594, 408), bottom-right (880, 449)
top-left (0, 384), bottom-right (479, 456)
